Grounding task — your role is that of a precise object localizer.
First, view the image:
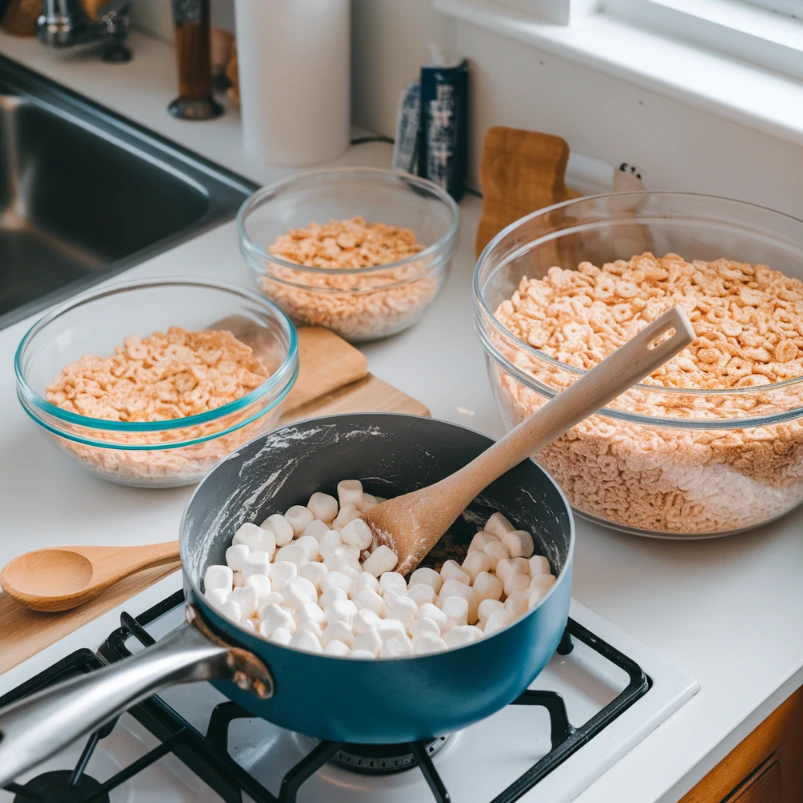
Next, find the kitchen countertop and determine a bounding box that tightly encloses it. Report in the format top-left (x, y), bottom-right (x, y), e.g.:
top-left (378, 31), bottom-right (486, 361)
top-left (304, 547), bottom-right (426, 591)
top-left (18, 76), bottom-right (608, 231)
top-left (1, 29), bottom-right (802, 803)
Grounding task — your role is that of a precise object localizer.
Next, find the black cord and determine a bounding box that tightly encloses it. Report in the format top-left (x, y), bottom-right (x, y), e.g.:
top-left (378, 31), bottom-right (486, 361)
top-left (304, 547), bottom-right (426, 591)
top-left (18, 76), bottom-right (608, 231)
top-left (350, 134), bottom-right (395, 145)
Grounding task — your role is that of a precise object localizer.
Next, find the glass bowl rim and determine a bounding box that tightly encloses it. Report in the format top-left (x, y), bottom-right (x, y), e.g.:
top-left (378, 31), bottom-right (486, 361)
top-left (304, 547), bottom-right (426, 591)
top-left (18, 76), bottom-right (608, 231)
top-left (236, 166), bottom-right (461, 277)
top-left (474, 190), bottom-right (803, 426)
top-left (15, 277), bottom-right (300, 434)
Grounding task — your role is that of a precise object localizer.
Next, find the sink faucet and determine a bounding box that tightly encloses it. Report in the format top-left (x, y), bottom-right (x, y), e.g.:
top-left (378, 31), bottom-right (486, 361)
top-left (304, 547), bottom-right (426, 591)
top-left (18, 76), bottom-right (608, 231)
top-left (37, 0), bottom-right (132, 62)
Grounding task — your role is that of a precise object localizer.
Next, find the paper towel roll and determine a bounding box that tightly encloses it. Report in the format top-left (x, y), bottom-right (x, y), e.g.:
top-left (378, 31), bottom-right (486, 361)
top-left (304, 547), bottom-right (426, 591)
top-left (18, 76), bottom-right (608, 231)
top-left (234, 0), bottom-right (350, 166)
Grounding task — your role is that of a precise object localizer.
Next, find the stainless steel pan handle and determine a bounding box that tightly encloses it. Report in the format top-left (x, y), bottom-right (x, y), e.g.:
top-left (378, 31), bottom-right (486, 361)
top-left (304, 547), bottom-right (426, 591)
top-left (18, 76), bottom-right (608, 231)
top-left (0, 608), bottom-right (272, 787)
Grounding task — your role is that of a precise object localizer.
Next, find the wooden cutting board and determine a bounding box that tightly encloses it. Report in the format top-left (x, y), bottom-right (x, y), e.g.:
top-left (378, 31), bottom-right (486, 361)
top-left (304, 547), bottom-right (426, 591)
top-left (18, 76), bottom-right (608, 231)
top-left (0, 327), bottom-right (428, 674)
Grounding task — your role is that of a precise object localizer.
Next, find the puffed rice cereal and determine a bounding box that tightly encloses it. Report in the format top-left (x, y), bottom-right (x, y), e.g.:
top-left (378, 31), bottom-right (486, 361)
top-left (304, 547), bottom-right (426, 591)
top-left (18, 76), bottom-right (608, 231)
top-left (259, 217), bottom-right (439, 342)
top-left (203, 481), bottom-right (557, 656)
top-left (493, 252), bottom-right (803, 535)
top-left (44, 326), bottom-right (272, 485)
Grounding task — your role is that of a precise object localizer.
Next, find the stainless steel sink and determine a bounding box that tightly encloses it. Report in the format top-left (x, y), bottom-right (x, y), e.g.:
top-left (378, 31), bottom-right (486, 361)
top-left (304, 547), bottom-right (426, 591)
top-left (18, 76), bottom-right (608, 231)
top-left (0, 55), bottom-right (255, 330)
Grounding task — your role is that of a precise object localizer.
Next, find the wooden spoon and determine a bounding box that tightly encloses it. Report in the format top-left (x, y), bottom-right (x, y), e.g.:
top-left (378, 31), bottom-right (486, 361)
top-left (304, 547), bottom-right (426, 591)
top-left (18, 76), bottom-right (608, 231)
top-left (362, 306), bottom-right (696, 575)
top-left (0, 542), bottom-right (180, 613)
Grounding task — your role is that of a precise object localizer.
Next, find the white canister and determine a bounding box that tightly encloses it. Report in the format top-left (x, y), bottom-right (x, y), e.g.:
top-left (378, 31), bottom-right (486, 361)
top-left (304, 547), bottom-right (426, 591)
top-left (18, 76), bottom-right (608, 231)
top-left (234, 0), bottom-right (350, 166)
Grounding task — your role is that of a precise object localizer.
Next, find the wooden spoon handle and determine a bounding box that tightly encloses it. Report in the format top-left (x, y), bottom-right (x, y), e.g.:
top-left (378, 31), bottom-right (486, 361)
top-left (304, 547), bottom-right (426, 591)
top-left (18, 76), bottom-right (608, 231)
top-left (451, 306), bottom-right (695, 505)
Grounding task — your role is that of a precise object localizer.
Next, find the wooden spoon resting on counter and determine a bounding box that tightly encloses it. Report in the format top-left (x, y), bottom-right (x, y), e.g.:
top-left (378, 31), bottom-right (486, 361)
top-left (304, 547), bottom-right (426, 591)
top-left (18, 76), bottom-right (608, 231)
top-left (362, 306), bottom-right (696, 575)
top-left (0, 542), bottom-right (180, 612)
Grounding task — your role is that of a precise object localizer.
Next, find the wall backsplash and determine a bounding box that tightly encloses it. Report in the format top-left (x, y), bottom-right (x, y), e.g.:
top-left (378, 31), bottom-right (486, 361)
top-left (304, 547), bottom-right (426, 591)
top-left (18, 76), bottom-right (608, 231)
top-left (134, 0), bottom-right (802, 218)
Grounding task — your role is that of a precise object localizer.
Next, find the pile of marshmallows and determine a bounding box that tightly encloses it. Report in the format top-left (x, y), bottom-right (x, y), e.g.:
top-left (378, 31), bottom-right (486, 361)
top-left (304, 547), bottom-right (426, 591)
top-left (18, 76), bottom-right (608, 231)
top-left (203, 480), bottom-right (557, 658)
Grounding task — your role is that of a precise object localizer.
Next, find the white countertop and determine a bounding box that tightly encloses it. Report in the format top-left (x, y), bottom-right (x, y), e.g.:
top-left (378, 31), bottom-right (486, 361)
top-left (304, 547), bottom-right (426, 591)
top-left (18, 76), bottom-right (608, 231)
top-left (1, 29), bottom-right (802, 803)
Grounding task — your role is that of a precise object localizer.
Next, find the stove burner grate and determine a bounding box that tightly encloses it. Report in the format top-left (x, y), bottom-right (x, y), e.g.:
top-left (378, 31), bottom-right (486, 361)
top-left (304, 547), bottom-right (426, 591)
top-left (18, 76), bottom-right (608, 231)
top-left (1, 592), bottom-right (651, 803)
top-left (9, 769), bottom-right (110, 803)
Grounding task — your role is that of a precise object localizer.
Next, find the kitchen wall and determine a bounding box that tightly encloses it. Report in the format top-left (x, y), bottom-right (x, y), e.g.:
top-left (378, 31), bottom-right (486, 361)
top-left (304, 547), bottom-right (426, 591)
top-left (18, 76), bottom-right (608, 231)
top-left (132, 0), bottom-right (803, 218)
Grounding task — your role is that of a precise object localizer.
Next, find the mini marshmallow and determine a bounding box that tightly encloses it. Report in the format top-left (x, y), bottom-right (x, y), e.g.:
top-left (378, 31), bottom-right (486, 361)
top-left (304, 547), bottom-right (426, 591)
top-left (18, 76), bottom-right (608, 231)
top-left (379, 572), bottom-right (407, 597)
top-left (205, 588), bottom-right (229, 610)
top-left (225, 544), bottom-right (250, 572)
top-left (504, 591), bottom-right (529, 618)
top-left (483, 540), bottom-right (510, 570)
top-left (528, 588), bottom-right (548, 609)
top-left (338, 562), bottom-right (362, 582)
top-left (362, 493), bottom-right (379, 510)
top-left (495, 557), bottom-right (530, 584)
top-left (295, 602), bottom-right (326, 627)
top-left (333, 503), bottom-right (360, 530)
top-left (529, 574), bottom-right (557, 594)
top-left (324, 639), bottom-right (351, 656)
top-left (416, 603), bottom-right (448, 633)
top-left (386, 595), bottom-right (418, 627)
top-left (294, 535), bottom-right (321, 561)
top-left (299, 561), bottom-right (329, 590)
top-left (407, 584), bottom-right (436, 607)
top-left (473, 572), bottom-right (503, 603)
top-left (484, 609), bottom-right (512, 635)
top-left (284, 577), bottom-right (318, 610)
top-left (220, 600), bottom-right (242, 624)
top-left (440, 560), bottom-right (470, 586)
top-left (285, 505), bottom-right (314, 536)
top-left (337, 479), bottom-right (364, 510)
top-left (438, 579), bottom-right (479, 624)
top-left (242, 551), bottom-right (272, 581)
top-left (350, 572), bottom-right (380, 597)
top-left (408, 567), bottom-right (442, 593)
top-left (260, 514), bottom-right (293, 547)
top-left (268, 561), bottom-right (298, 591)
top-left (302, 519), bottom-right (330, 542)
top-left (257, 591), bottom-right (285, 616)
top-left (240, 619), bottom-right (256, 633)
top-left (275, 544), bottom-right (308, 569)
top-left (204, 564), bottom-right (233, 593)
top-left (233, 572), bottom-right (245, 588)
top-left (363, 545), bottom-right (398, 577)
top-left (484, 512), bottom-right (516, 538)
top-left (327, 599), bottom-right (358, 626)
top-left (340, 518), bottom-right (373, 550)
top-left (353, 588), bottom-right (385, 616)
top-left (322, 620), bottom-right (354, 646)
top-left (441, 596), bottom-right (469, 630)
top-left (318, 529), bottom-right (342, 551)
top-left (468, 531), bottom-right (500, 554)
top-left (299, 620), bottom-right (324, 640)
top-left (322, 571), bottom-right (352, 596)
top-left (461, 550), bottom-right (491, 582)
top-left (319, 587), bottom-right (348, 608)
top-left (349, 649), bottom-right (377, 659)
top-left (413, 634), bottom-right (448, 655)
top-left (289, 629), bottom-right (322, 653)
top-left (233, 522), bottom-right (274, 555)
top-left (376, 618), bottom-right (407, 643)
top-left (260, 603), bottom-right (295, 636)
top-left (245, 573), bottom-right (272, 597)
top-left (307, 492), bottom-right (339, 522)
top-left (230, 585), bottom-right (259, 618)
top-left (410, 616), bottom-right (441, 641)
top-left (351, 627), bottom-right (382, 656)
top-left (352, 608), bottom-right (382, 634)
top-left (444, 625), bottom-right (482, 648)
top-left (503, 530), bottom-right (535, 559)
top-left (269, 626), bottom-right (293, 646)
top-left (478, 598), bottom-right (505, 624)
top-left (529, 555), bottom-right (551, 576)
top-left (380, 634), bottom-right (414, 658)
top-left (504, 573), bottom-right (531, 597)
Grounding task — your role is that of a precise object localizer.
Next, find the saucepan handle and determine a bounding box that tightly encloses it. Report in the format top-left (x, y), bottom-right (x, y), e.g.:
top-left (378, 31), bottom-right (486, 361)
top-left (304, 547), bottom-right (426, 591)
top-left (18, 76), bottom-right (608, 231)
top-left (0, 609), bottom-right (272, 788)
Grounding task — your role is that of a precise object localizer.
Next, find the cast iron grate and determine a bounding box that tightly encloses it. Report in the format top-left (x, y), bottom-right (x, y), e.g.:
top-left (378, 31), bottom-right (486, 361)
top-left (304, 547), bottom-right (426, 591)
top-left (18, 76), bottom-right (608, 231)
top-left (1, 591), bottom-right (650, 803)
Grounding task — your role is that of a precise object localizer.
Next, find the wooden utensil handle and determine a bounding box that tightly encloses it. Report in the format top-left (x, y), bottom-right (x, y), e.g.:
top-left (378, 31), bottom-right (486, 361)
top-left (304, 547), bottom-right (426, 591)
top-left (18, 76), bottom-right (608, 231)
top-left (451, 306), bottom-right (695, 508)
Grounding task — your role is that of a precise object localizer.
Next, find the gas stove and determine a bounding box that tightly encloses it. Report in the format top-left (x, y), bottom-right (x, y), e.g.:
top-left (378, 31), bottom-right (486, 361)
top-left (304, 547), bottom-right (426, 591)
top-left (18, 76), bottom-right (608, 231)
top-left (0, 575), bottom-right (698, 803)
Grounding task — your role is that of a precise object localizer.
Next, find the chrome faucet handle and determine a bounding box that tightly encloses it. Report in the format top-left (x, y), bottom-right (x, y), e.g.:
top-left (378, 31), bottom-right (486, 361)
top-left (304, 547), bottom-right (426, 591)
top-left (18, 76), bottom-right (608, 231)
top-left (37, 0), bottom-right (132, 62)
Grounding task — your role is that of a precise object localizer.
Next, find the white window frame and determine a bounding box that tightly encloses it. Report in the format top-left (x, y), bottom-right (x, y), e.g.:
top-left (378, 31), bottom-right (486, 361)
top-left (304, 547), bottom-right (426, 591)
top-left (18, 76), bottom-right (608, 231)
top-left (739, 0), bottom-right (802, 18)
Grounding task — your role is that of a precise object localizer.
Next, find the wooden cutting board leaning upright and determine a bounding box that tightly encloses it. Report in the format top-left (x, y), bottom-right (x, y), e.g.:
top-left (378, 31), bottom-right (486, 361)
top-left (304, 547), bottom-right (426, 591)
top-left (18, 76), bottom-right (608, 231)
top-left (0, 326), bottom-right (429, 674)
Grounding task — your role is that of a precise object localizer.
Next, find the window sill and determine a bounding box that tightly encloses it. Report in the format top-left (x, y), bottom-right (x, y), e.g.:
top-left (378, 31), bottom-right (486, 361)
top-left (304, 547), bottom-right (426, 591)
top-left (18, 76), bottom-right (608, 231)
top-left (434, 0), bottom-right (803, 149)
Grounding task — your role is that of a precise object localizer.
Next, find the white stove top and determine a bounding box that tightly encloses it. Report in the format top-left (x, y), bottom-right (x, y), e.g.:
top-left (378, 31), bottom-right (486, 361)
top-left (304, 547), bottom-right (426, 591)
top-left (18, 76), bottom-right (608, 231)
top-left (0, 575), bottom-right (698, 803)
